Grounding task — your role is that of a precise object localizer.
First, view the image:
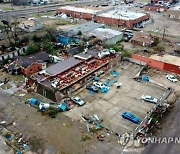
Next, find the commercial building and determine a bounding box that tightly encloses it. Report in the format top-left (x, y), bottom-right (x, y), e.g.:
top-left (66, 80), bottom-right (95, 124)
top-left (30, 52), bottom-right (121, 102)
top-left (56, 6), bottom-right (100, 20)
top-left (56, 6), bottom-right (150, 28)
top-left (131, 54), bottom-right (180, 74)
top-left (144, 4), bottom-right (167, 12)
top-left (131, 34), bottom-right (154, 47)
top-left (95, 8), bottom-right (150, 28)
top-left (166, 5), bottom-right (180, 21)
top-left (84, 28), bottom-right (123, 45)
top-left (57, 22), bottom-right (104, 45)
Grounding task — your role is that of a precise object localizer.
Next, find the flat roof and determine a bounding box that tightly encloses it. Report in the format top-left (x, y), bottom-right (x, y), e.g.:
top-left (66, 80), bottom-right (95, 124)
top-left (46, 57), bottom-right (81, 76)
top-left (169, 5), bottom-right (180, 11)
top-left (85, 28), bottom-right (122, 40)
top-left (62, 22), bottom-right (104, 36)
top-left (131, 34), bottom-right (154, 44)
top-left (150, 54), bottom-right (180, 66)
top-left (58, 6), bottom-right (101, 14)
top-left (98, 8), bottom-right (147, 20)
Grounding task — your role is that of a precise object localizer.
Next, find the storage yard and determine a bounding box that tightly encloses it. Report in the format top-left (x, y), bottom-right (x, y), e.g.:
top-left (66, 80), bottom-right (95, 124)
top-left (65, 62), bottom-right (168, 133)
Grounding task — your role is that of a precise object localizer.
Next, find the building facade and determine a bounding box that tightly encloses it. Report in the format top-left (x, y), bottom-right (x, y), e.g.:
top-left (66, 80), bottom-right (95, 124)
top-left (56, 6), bottom-right (150, 28)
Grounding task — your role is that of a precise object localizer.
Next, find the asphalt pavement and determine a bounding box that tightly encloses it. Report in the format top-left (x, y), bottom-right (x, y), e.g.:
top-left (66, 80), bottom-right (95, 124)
top-left (142, 98), bottom-right (180, 154)
top-left (0, 0), bottom-right (98, 19)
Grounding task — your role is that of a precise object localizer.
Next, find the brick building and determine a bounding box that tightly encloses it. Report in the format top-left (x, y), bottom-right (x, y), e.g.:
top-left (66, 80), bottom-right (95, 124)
top-left (56, 6), bottom-right (150, 28)
top-left (131, 34), bottom-right (154, 47)
top-left (7, 51), bottom-right (49, 76)
top-left (131, 54), bottom-right (180, 74)
top-left (144, 4), bottom-right (167, 12)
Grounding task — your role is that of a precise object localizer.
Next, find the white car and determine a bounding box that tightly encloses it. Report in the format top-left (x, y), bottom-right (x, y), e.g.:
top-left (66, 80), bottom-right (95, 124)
top-left (98, 49), bottom-right (110, 58)
top-left (166, 75), bottom-right (177, 82)
top-left (141, 95), bottom-right (158, 104)
top-left (93, 82), bottom-right (109, 89)
top-left (71, 96), bottom-right (85, 106)
top-left (109, 48), bottom-right (116, 54)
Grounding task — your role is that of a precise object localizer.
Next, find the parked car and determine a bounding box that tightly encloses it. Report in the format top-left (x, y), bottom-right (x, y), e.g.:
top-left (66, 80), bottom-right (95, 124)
top-left (109, 48), bottom-right (116, 54)
top-left (141, 95), bottom-right (158, 104)
top-left (166, 74), bottom-right (177, 82)
top-left (71, 96), bottom-right (85, 106)
top-left (86, 85), bottom-right (99, 92)
top-left (98, 49), bottom-right (116, 58)
top-left (98, 49), bottom-right (110, 58)
top-left (93, 82), bottom-right (107, 89)
top-left (139, 4), bottom-right (144, 8)
top-left (122, 112), bottom-right (139, 124)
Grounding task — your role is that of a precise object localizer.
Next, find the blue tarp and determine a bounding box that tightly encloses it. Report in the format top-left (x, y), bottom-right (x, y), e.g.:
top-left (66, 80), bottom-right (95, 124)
top-left (23, 144), bottom-right (29, 150)
top-left (6, 135), bottom-right (12, 141)
top-left (17, 150), bottom-right (22, 154)
top-left (112, 79), bottom-right (118, 83)
top-left (111, 70), bottom-right (119, 77)
top-left (93, 76), bottom-right (99, 81)
top-left (96, 122), bottom-right (101, 128)
top-left (142, 75), bottom-right (149, 81)
top-left (58, 104), bottom-right (67, 111)
top-left (29, 98), bottom-right (37, 105)
top-left (89, 90), bottom-right (95, 95)
top-left (101, 87), bottom-right (109, 93)
top-left (105, 79), bottom-right (111, 87)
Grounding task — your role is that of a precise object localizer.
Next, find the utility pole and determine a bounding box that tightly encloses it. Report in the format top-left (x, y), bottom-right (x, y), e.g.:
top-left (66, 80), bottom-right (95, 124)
top-left (162, 25), bottom-right (168, 41)
top-left (162, 28), bottom-right (165, 41)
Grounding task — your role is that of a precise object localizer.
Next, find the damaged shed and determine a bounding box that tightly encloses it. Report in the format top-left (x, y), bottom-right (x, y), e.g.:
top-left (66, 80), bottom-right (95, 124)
top-left (84, 28), bottom-right (123, 45)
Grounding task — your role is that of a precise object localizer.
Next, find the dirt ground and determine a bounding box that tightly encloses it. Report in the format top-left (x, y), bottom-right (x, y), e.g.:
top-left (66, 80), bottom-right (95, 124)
top-left (0, 88), bottom-right (95, 154)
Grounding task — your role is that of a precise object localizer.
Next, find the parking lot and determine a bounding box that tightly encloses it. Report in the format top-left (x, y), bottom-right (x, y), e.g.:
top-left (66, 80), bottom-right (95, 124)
top-left (64, 62), bottom-right (168, 134)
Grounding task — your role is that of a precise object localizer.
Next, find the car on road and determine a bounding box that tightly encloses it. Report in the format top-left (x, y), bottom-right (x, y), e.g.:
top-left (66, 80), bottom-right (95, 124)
top-left (86, 85), bottom-right (99, 92)
top-left (122, 112), bottom-right (139, 124)
top-left (93, 82), bottom-right (108, 89)
top-left (71, 96), bottom-right (85, 106)
top-left (166, 74), bottom-right (177, 82)
top-left (141, 95), bottom-right (158, 104)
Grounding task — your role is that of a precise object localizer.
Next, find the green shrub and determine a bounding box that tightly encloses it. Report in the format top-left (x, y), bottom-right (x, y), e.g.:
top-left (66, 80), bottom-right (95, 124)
top-left (121, 50), bottom-right (131, 57)
top-left (81, 135), bottom-right (91, 142)
top-left (25, 42), bottom-right (40, 55)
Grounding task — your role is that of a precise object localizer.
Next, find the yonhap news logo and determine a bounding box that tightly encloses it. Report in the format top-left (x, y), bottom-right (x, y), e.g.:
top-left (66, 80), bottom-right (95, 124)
top-left (119, 133), bottom-right (180, 147)
top-left (141, 137), bottom-right (180, 144)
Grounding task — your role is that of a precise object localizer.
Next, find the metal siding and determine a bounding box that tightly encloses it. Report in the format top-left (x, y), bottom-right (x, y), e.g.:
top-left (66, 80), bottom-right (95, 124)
top-left (131, 54), bottom-right (180, 74)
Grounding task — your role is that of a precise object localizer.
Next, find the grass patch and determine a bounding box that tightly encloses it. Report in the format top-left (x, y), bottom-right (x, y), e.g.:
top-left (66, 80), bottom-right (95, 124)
top-left (55, 19), bottom-right (71, 26)
top-left (2, 7), bottom-right (13, 11)
top-left (5, 74), bottom-right (25, 82)
top-left (81, 134), bottom-right (91, 142)
top-left (1, 83), bottom-right (12, 90)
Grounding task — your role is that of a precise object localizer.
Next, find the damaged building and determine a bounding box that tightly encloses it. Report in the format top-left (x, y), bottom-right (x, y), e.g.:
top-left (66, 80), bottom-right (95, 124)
top-left (29, 53), bottom-right (121, 102)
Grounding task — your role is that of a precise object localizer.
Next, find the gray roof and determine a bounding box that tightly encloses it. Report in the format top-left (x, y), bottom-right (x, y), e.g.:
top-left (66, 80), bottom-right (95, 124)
top-left (84, 28), bottom-right (123, 41)
top-left (46, 57), bottom-right (81, 76)
top-left (8, 51), bottom-right (49, 70)
top-left (62, 22), bottom-right (104, 36)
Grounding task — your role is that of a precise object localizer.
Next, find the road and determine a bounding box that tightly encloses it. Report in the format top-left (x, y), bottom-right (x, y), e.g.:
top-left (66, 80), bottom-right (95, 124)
top-left (0, 0), bottom-right (98, 19)
top-left (142, 98), bottom-right (180, 154)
